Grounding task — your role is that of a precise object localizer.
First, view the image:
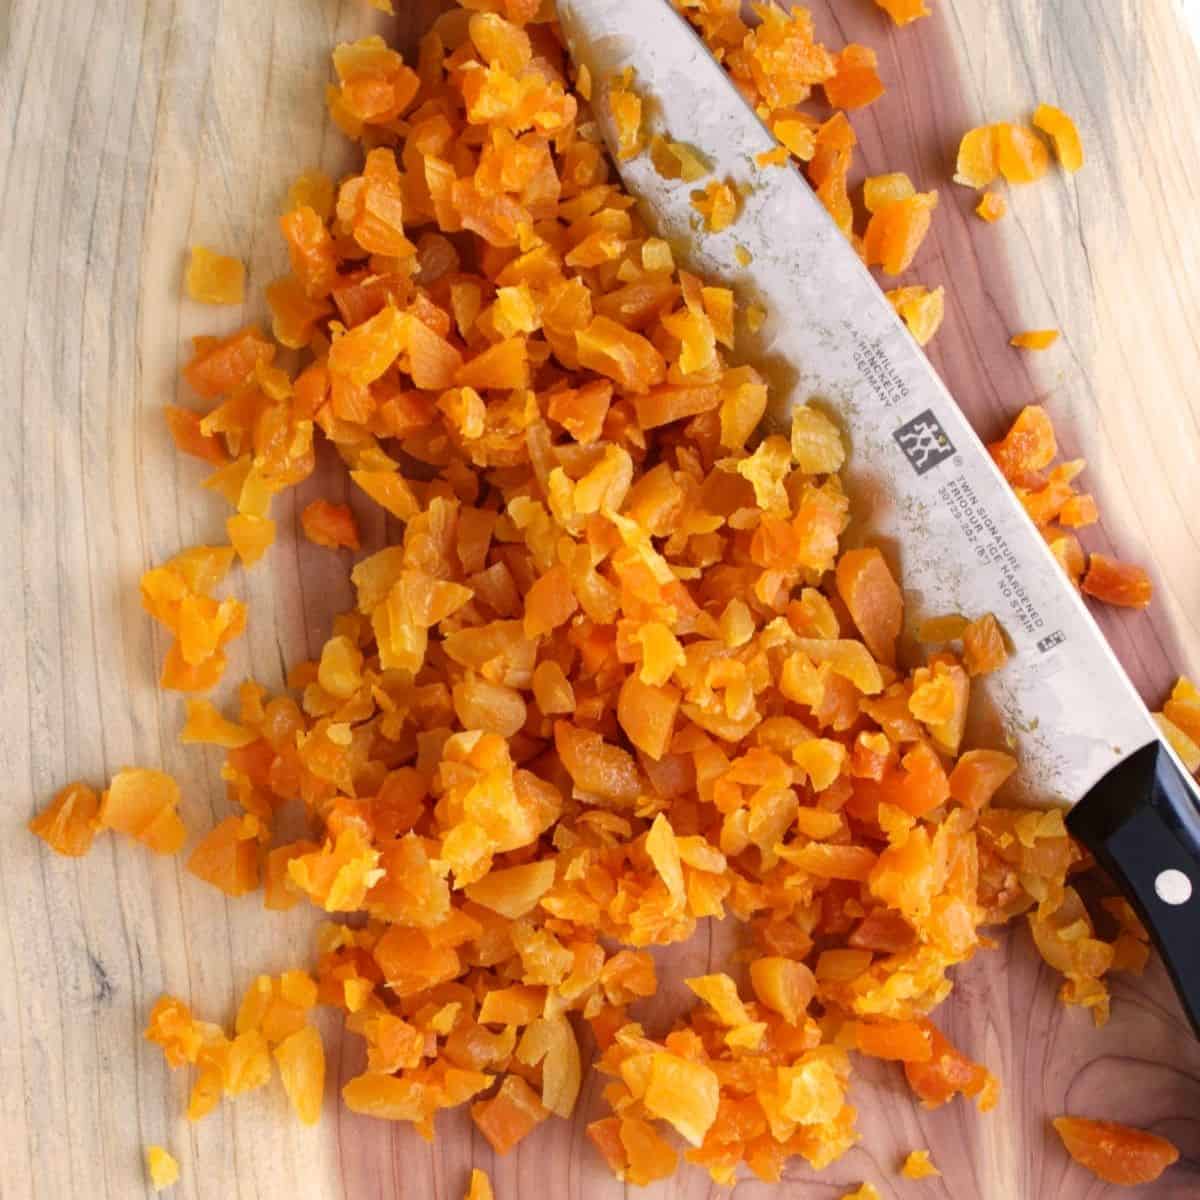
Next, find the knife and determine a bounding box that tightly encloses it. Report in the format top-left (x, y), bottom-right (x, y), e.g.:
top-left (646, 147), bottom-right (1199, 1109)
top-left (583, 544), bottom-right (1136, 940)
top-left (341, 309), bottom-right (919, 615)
top-left (557, 0), bottom-right (1200, 1034)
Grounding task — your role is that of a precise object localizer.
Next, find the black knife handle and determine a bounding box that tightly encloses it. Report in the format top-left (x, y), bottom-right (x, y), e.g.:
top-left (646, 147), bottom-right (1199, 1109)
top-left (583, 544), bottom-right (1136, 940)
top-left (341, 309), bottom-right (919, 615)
top-left (1066, 740), bottom-right (1200, 1037)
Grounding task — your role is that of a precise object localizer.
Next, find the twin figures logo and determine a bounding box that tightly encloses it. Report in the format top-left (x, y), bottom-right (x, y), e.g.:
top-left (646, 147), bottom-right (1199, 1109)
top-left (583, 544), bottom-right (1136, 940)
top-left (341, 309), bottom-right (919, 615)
top-left (893, 409), bottom-right (956, 475)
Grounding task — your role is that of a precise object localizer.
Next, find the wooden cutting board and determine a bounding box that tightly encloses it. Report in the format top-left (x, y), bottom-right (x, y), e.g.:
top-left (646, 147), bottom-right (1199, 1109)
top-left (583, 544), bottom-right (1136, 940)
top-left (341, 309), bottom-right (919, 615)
top-left (3, 1), bottom-right (1199, 1197)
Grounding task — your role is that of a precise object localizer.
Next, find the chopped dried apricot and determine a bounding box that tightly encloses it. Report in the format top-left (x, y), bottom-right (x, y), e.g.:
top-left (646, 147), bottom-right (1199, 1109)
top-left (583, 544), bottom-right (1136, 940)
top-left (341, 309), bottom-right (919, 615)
top-left (471, 1074), bottom-right (550, 1154)
top-left (1033, 104), bottom-right (1084, 173)
top-left (886, 285), bottom-right (945, 345)
top-left (186, 246), bottom-right (245, 305)
top-left (955, 125), bottom-right (998, 188)
top-left (863, 191), bottom-right (938, 275)
top-left (901, 1149), bottom-right (940, 1179)
top-left (1081, 553), bottom-right (1153, 609)
top-left (962, 612), bottom-right (1008, 676)
top-left (302, 501), bottom-right (361, 551)
top-left (145, 1145), bottom-right (180, 1191)
top-left (873, 0), bottom-right (930, 25)
top-left (465, 1169), bottom-right (494, 1200)
top-left (99, 768), bottom-right (187, 855)
top-left (691, 180), bottom-right (739, 233)
top-left (995, 122), bottom-right (1051, 183)
top-left (1052, 1116), bottom-right (1179, 1186)
top-left (607, 71), bottom-right (644, 161)
top-left (975, 191), bottom-right (1006, 222)
top-left (274, 1026), bottom-right (325, 1125)
top-left (824, 44), bottom-right (884, 111)
top-left (1010, 329), bottom-right (1059, 350)
top-left (29, 782), bottom-right (101, 857)
top-left (188, 815), bottom-right (261, 896)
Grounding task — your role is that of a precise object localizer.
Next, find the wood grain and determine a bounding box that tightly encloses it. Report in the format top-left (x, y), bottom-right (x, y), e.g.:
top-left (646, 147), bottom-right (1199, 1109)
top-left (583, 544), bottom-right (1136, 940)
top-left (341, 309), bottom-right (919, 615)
top-left (2, 1), bottom-right (1199, 1197)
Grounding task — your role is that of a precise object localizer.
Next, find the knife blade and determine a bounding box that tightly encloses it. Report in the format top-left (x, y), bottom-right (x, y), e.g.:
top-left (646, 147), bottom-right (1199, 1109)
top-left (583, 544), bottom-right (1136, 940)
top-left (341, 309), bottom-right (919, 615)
top-left (557, 0), bottom-right (1200, 1033)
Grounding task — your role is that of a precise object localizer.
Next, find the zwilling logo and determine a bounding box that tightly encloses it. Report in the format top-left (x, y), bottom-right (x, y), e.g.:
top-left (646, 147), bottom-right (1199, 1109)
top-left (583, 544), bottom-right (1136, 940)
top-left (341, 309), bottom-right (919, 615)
top-left (893, 410), bottom-right (956, 475)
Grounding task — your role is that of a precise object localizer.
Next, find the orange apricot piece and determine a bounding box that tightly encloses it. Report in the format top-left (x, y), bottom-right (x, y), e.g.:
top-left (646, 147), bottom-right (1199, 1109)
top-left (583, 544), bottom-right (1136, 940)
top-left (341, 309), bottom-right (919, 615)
top-left (835, 547), bottom-right (903, 667)
top-left (1081, 553), bottom-right (1153, 609)
top-left (976, 191), bottom-right (1006, 222)
top-left (1052, 1116), bottom-right (1179, 1186)
top-left (186, 246), bottom-right (245, 305)
top-left (994, 123), bottom-right (1050, 183)
top-left (863, 191), bottom-right (938, 275)
top-left (1010, 329), bottom-right (1059, 350)
top-left (1033, 104), bottom-right (1084, 173)
top-left (873, 0), bottom-right (930, 25)
top-left (471, 1074), bottom-right (550, 1155)
top-left (886, 285), bottom-right (945, 346)
top-left (301, 501), bottom-right (361, 551)
top-left (823, 44), bottom-right (884, 111)
top-left (99, 768), bottom-right (187, 855)
top-left (29, 782), bottom-right (101, 857)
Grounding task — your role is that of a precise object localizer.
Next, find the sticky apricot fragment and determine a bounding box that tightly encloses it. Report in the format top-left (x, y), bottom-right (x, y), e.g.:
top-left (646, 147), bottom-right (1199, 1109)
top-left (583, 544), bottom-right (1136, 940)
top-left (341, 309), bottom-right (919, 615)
top-left (873, 0), bottom-right (930, 25)
top-left (1081, 554), bottom-right (1153, 609)
top-left (145, 1145), bottom-right (180, 1191)
top-left (99, 768), bottom-right (187, 855)
top-left (29, 782), bottom-right (101, 857)
top-left (1052, 1116), bottom-right (1178, 1186)
top-left (186, 246), bottom-right (245, 305)
top-left (1033, 105), bottom-right (1084, 173)
top-left (1010, 329), bottom-right (1059, 350)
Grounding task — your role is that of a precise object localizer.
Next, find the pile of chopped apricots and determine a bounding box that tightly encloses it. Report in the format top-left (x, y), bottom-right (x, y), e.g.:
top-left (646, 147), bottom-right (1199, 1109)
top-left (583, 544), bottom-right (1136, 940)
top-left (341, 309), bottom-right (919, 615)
top-left (28, 0), bottom-right (1193, 1193)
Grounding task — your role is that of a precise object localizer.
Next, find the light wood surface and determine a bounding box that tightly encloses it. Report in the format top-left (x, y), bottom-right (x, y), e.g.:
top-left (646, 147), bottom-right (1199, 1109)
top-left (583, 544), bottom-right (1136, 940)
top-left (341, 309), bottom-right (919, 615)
top-left (3, 1), bottom-right (1200, 1197)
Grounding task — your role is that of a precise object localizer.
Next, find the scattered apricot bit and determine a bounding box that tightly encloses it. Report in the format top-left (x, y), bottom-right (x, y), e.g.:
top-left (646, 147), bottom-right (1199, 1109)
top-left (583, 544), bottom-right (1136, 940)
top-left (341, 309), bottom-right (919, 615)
top-left (228, 514), bottom-right (275, 566)
top-left (1161, 676), bottom-right (1200, 756)
top-left (145, 1145), bottom-right (180, 1191)
top-left (472, 1074), bottom-right (550, 1155)
top-left (165, 405), bottom-right (228, 465)
top-left (650, 135), bottom-right (711, 182)
top-left (997, 122), bottom-right (1051, 183)
top-left (904, 1021), bottom-right (998, 1110)
top-left (274, 1026), bottom-right (325, 1125)
top-left (29, 782), bottom-right (101, 857)
top-left (1010, 329), bottom-right (1059, 350)
top-left (976, 191), bottom-right (1006, 222)
top-left (962, 613), bottom-right (1008, 676)
top-left (955, 125), bottom-right (998, 188)
top-left (901, 1149), bottom-right (940, 1179)
top-left (754, 145), bottom-right (790, 169)
top-left (864, 172), bottom-right (914, 213)
top-left (841, 1185), bottom-right (882, 1200)
top-left (887, 285), bottom-right (945, 345)
top-left (824, 44), bottom-right (885, 111)
top-left (864, 190), bottom-right (939, 275)
top-left (691, 179), bottom-right (740, 233)
top-left (873, 0), bottom-right (930, 25)
top-left (608, 70), bottom-right (644, 161)
top-left (1052, 1116), bottom-right (1179, 1186)
top-left (187, 815), bottom-right (261, 896)
top-left (836, 547), bottom-right (902, 666)
top-left (99, 768), bottom-right (187, 855)
top-left (1082, 554), bottom-right (1153, 609)
top-left (465, 1169), bottom-right (494, 1200)
top-left (186, 246), bottom-right (245, 305)
top-left (1033, 104), bottom-right (1085, 173)
top-left (301, 501), bottom-right (360, 551)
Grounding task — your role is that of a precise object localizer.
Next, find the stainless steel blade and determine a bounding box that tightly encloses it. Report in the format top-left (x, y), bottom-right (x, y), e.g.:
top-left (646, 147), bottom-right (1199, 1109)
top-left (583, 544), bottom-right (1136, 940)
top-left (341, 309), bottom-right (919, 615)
top-left (557, 0), bottom-right (1183, 807)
